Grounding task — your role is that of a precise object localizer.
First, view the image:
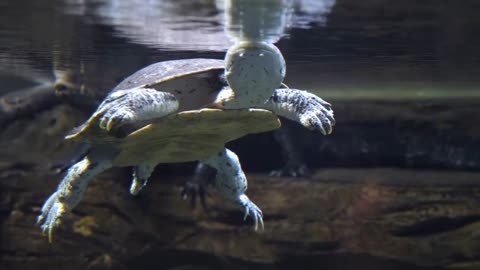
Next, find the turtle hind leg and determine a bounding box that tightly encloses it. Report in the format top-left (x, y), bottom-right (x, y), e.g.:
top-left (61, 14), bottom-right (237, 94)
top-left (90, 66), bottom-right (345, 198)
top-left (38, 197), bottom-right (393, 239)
top-left (130, 164), bottom-right (156, 195)
top-left (37, 154), bottom-right (112, 242)
top-left (269, 120), bottom-right (311, 177)
top-left (50, 143), bottom-right (92, 174)
top-left (181, 162), bottom-right (215, 210)
top-left (93, 88), bottom-right (179, 132)
top-left (202, 148), bottom-right (264, 231)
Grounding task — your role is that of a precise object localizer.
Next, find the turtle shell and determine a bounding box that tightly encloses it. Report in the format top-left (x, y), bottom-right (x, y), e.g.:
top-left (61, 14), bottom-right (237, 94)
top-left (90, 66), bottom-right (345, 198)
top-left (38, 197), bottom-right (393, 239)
top-left (66, 108), bottom-right (280, 167)
top-left (113, 58), bottom-right (226, 111)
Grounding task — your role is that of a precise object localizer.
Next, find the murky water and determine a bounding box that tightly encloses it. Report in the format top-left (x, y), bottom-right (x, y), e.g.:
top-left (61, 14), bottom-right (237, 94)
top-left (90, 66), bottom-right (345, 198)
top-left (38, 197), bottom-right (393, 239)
top-left (1, 1), bottom-right (479, 270)
top-left (2, 0), bottom-right (479, 98)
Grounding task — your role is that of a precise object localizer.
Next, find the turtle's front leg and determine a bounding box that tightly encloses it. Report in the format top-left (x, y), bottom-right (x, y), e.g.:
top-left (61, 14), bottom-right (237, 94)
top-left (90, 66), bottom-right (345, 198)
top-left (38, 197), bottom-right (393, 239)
top-left (261, 88), bottom-right (335, 135)
top-left (37, 155), bottom-right (112, 242)
top-left (93, 88), bottom-right (179, 132)
top-left (202, 148), bottom-right (263, 230)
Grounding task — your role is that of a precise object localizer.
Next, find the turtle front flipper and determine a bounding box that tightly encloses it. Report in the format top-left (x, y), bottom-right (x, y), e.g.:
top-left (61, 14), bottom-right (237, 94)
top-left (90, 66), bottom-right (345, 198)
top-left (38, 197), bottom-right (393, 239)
top-left (262, 88), bottom-right (336, 135)
top-left (37, 153), bottom-right (113, 242)
top-left (203, 148), bottom-right (264, 231)
top-left (93, 88), bottom-right (179, 132)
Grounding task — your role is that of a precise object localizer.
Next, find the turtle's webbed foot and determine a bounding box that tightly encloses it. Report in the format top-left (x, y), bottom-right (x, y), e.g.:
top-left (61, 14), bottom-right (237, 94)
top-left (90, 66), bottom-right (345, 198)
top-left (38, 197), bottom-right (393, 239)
top-left (95, 90), bottom-right (135, 131)
top-left (181, 163), bottom-right (215, 210)
top-left (37, 156), bottom-right (110, 242)
top-left (181, 181), bottom-right (209, 210)
top-left (296, 95), bottom-right (335, 135)
top-left (266, 89), bottom-right (335, 135)
top-left (99, 107), bottom-right (135, 132)
top-left (203, 149), bottom-right (264, 231)
top-left (94, 88), bottom-right (179, 132)
top-left (36, 192), bottom-right (66, 242)
top-left (237, 194), bottom-right (264, 231)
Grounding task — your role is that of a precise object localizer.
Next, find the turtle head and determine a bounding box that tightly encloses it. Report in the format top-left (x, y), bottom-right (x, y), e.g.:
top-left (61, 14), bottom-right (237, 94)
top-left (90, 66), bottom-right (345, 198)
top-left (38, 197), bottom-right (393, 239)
top-left (53, 68), bottom-right (101, 110)
top-left (224, 42), bottom-right (285, 108)
top-left (53, 69), bottom-right (82, 97)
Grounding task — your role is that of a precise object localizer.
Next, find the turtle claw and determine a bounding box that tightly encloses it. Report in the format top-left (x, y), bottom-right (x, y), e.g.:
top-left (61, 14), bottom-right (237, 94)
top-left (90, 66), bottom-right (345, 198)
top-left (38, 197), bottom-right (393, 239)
top-left (300, 112), bottom-right (334, 135)
top-left (37, 192), bottom-right (66, 242)
top-left (92, 88), bottom-right (178, 133)
top-left (94, 91), bottom-right (136, 131)
top-left (299, 96), bottom-right (335, 135)
top-left (100, 110), bottom-right (135, 132)
top-left (96, 100), bottom-right (135, 132)
top-left (94, 89), bottom-right (146, 132)
top-left (237, 194), bottom-right (264, 231)
top-left (181, 163), bottom-right (215, 211)
top-left (181, 181), bottom-right (210, 211)
top-left (266, 89), bottom-right (335, 135)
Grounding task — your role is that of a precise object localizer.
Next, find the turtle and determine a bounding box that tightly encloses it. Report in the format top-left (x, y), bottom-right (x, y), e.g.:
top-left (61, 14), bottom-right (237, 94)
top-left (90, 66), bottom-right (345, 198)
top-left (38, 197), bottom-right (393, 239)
top-left (37, 51), bottom-right (335, 240)
top-left (38, 107), bottom-right (280, 241)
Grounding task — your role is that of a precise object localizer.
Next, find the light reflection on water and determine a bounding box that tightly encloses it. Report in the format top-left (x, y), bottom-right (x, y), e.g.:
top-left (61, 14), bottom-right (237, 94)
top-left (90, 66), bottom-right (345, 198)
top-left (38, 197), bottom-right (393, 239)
top-left (0, 0), bottom-right (479, 99)
top-left (60, 0), bottom-right (335, 51)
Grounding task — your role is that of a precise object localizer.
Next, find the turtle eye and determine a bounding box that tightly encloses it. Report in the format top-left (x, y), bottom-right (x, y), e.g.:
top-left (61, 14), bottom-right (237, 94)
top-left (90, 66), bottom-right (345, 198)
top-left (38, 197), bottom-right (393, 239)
top-left (54, 83), bottom-right (68, 94)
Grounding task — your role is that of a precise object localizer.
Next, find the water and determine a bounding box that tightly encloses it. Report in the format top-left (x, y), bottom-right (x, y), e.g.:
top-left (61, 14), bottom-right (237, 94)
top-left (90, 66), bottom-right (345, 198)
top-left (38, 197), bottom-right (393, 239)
top-left (1, 1), bottom-right (479, 270)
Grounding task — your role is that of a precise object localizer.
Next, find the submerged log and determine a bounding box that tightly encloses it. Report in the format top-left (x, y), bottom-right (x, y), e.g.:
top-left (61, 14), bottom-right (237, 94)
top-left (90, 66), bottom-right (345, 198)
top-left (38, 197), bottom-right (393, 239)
top-left (1, 165), bottom-right (479, 270)
top-left (1, 104), bottom-right (480, 270)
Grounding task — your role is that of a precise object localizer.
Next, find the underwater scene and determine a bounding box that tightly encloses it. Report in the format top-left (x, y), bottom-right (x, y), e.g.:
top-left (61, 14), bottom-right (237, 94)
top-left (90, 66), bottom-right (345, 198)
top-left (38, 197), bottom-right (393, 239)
top-left (1, 0), bottom-right (479, 269)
